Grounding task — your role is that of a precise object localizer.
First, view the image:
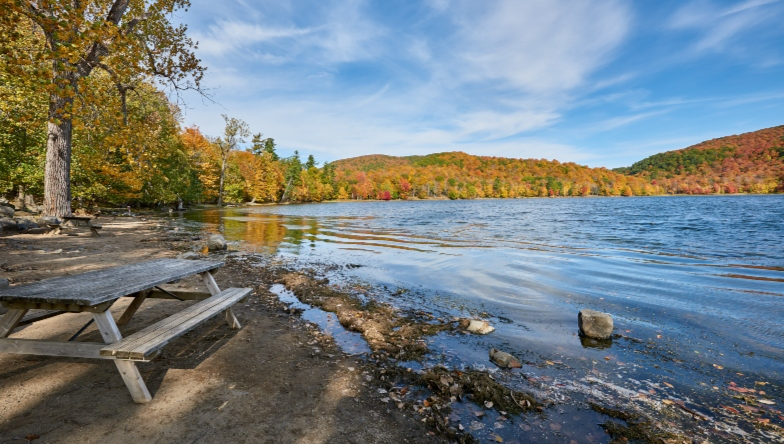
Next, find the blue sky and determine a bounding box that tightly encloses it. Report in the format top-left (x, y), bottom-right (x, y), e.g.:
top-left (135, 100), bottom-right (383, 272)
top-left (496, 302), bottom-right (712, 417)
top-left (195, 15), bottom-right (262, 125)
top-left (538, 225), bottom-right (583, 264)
top-left (176, 0), bottom-right (784, 168)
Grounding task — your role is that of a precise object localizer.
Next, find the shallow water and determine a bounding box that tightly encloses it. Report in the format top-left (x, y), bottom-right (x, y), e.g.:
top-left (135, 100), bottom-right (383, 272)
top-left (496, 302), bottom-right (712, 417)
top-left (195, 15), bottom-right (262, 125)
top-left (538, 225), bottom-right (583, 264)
top-left (181, 195), bottom-right (784, 442)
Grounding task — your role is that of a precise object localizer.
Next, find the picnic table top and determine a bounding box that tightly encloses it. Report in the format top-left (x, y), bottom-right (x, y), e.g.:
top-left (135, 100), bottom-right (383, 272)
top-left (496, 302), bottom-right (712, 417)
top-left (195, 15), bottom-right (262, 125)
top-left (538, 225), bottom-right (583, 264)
top-left (62, 216), bottom-right (93, 221)
top-left (0, 259), bottom-right (223, 307)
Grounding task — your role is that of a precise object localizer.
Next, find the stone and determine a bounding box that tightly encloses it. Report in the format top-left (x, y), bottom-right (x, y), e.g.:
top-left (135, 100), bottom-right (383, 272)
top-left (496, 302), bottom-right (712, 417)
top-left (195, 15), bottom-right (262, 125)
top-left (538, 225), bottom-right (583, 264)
top-left (489, 348), bottom-right (522, 368)
top-left (14, 218), bottom-right (39, 231)
top-left (207, 234), bottom-right (228, 251)
top-left (0, 278), bottom-right (9, 289)
top-left (460, 318), bottom-right (495, 335)
top-left (23, 195), bottom-right (40, 214)
top-left (578, 309), bottom-right (614, 340)
top-left (0, 218), bottom-right (18, 232)
top-left (37, 216), bottom-right (61, 226)
top-left (0, 205), bottom-right (14, 218)
top-left (177, 251), bottom-right (203, 260)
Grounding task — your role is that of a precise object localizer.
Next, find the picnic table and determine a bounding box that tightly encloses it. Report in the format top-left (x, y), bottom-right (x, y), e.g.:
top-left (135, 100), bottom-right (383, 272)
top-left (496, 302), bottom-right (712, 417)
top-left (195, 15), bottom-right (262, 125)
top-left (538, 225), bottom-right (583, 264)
top-left (0, 258), bottom-right (251, 403)
top-left (48, 215), bottom-right (102, 236)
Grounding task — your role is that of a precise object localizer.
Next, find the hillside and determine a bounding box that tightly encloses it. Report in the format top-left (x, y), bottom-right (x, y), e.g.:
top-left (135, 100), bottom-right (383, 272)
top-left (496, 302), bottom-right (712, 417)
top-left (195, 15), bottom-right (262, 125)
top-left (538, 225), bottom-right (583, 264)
top-left (332, 152), bottom-right (660, 199)
top-left (615, 125), bottom-right (784, 194)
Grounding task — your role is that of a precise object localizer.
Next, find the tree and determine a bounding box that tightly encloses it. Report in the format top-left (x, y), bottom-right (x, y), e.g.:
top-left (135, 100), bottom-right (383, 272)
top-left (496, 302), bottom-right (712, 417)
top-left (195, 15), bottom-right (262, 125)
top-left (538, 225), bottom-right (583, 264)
top-left (0, 0), bottom-right (205, 217)
top-left (305, 154), bottom-right (317, 170)
top-left (216, 114), bottom-right (250, 206)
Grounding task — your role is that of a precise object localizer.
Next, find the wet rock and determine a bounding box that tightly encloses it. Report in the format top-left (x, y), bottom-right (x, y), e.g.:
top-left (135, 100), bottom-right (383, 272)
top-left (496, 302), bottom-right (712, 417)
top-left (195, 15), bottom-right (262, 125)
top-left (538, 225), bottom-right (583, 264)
top-left (0, 278), bottom-right (8, 289)
top-left (579, 309), bottom-right (613, 339)
top-left (177, 251), bottom-right (203, 260)
top-left (0, 205), bottom-right (14, 218)
top-left (207, 234), bottom-right (227, 251)
top-left (489, 348), bottom-right (522, 368)
top-left (460, 318), bottom-right (495, 335)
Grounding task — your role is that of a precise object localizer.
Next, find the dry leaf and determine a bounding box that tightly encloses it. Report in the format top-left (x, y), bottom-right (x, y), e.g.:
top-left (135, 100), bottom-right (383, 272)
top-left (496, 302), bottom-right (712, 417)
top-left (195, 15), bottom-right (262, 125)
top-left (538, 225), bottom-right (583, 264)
top-left (545, 360), bottom-right (555, 365)
top-left (758, 399), bottom-right (776, 405)
top-left (662, 399), bottom-right (674, 405)
top-left (713, 364), bottom-right (724, 370)
top-left (495, 436), bottom-right (504, 443)
top-left (663, 382), bottom-right (674, 388)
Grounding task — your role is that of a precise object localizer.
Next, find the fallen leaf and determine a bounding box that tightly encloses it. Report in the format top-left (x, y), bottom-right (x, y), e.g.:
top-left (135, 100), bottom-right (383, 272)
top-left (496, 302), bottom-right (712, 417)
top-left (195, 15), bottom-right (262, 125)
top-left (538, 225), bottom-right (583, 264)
top-left (739, 405), bottom-right (759, 413)
top-left (662, 400), bottom-right (674, 405)
top-left (545, 360), bottom-right (555, 366)
top-left (657, 335), bottom-right (662, 339)
top-left (604, 356), bottom-right (611, 361)
top-left (756, 381), bottom-right (769, 386)
top-left (423, 399), bottom-right (431, 407)
top-left (713, 364), bottom-right (724, 370)
top-left (758, 400), bottom-right (776, 405)
top-left (756, 418), bottom-right (770, 424)
top-left (475, 411), bottom-right (485, 418)
top-left (664, 382), bottom-right (674, 388)
top-left (722, 406), bottom-right (739, 414)
top-left (495, 436), bottom-right (504, 443)
top-left (485, 401), bottom-right (494, 409)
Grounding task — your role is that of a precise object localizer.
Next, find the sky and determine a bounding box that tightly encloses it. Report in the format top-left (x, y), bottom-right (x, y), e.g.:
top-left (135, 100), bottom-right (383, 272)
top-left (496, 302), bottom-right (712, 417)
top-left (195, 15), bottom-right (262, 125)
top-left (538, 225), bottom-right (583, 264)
top-left (174, 0), bottom-right (784, 168)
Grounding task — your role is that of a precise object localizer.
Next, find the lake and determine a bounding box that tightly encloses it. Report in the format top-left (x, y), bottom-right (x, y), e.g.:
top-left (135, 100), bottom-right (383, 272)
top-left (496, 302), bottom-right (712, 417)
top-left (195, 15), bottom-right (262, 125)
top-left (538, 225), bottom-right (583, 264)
top-left (181, 195), bottom-right (784, 442)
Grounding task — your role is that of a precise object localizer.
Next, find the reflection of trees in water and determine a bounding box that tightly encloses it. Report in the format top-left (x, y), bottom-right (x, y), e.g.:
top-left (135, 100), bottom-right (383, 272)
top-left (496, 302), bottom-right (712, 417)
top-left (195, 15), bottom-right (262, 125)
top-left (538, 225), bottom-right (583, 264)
top-left (239, 214), bottom-right (290, 254)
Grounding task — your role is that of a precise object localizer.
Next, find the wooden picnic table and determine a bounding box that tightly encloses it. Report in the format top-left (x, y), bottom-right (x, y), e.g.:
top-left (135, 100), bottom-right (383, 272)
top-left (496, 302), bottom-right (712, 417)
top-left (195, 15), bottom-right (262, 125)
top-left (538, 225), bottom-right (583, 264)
top-left (0, 258), bottom-right (251, 403)
top-left (48, 215), bottom-right (102, 236)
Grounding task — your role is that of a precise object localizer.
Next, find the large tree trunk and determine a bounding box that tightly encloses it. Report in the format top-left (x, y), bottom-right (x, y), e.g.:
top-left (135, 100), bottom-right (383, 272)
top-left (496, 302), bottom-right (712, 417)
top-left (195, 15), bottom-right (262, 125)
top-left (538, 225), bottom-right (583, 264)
top-left (43, 71), bottom-right (76, 218)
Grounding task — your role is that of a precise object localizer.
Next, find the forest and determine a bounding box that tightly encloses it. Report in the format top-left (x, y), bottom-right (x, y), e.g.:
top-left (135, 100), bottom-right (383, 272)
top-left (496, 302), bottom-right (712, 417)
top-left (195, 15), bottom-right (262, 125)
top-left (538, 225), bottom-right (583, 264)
top-left (614, 125), bottom-right (784, 195)
top-left (0, 4), bottom-right (782, 214)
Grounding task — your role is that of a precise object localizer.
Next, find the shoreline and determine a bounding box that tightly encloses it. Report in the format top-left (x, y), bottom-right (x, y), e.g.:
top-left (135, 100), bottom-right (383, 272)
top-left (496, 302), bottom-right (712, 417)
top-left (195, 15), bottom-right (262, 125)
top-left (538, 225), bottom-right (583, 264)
top-left (1, 216), bottom-right (781, 443)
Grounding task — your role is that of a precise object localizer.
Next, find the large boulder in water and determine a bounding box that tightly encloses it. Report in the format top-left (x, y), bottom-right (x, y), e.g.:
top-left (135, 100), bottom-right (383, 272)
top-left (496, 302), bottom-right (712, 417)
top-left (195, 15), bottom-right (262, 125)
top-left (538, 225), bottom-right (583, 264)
top-left (207, 234), bottom-right (228, 251)
top-left (578, 309), bottom-right (613, 340)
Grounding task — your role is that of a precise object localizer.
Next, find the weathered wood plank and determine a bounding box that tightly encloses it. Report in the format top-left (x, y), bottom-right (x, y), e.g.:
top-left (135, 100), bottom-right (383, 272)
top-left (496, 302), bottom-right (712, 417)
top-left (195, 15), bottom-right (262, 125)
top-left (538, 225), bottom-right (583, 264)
top-left (0, 338), bottom-right (111, 359)
top-left (101, 288), bottom-right (251, 361)
top-left (1, 309), bottom-right (28, 338)
top-left (126, 289), bottom-right (213, 301)
top-left (117, 290), bottom-right (150, 326)
top-left (93, 310), bottom-right (153, 403)
top-left (0, 259), bottom-right (223, 306)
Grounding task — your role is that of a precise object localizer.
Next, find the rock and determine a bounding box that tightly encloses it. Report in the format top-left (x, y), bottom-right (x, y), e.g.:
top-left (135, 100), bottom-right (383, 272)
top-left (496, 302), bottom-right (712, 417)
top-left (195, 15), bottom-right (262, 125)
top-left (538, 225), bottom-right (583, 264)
top-left (0, 218), bottom-right (18, 232)
top-left (0, 278), bottom-right (8, 289)
top-left (207, 234), bottom-right (228, 251)
top-left (177, 251), bottom-right (203, 260)
top-left (0, 205), bottom-right (14, 218)
top-left (578, 309), bottom-right (614, 339)
top-left (460, 318), bottom-right (495, 335)
top-left (15, 218), bottom-right (39, 231)
top-left (37, 216), bottom-right (60, 226)
top-left (23, 195), bottom-right (40, 214)
top-left (489, 348), bottom-right (522, 368)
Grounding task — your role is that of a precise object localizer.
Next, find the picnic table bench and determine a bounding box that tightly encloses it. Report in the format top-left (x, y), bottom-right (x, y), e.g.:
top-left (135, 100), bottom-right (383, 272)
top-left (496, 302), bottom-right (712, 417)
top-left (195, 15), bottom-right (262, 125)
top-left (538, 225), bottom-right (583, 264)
top-left (0, 258), bottom-right (251, 403)
top-left (48, 215), bottom-right (102, 236)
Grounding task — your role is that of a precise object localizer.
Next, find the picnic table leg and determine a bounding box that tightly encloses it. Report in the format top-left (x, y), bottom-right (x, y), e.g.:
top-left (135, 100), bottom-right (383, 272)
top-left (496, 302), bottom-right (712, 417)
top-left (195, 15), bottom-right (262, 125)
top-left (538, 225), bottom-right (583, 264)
top-left (92, 310), bottom-right (152, 404)
top-left (117, 290), bottom-right (150, 326)
top-left (0, 309), bottom-right (29, 338)
top-left (200, 271), bottom-right (242, 330)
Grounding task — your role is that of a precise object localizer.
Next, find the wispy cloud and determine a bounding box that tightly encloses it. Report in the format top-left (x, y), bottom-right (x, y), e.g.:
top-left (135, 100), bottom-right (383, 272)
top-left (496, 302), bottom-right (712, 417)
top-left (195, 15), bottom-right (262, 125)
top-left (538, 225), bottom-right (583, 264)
top-left (669, 0), bottom-right (784, 52)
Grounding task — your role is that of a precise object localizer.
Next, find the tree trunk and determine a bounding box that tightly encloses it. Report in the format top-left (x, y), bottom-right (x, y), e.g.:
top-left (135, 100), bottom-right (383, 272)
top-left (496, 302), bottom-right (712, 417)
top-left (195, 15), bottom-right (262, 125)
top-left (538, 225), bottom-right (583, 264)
top-left (217, 156), bottom-right (226, 206)
top-left (43, 70), bottom-right (76, 218)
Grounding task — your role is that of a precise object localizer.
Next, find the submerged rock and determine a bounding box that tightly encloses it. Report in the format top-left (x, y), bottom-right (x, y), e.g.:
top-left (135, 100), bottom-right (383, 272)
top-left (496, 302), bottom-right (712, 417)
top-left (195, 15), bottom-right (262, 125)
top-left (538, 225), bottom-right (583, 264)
top-left (207, 234), bottom-right (227, 251)
top-left (460, 319), bottom-right (495, 335)
top-left (578, 309), bottom-right (613, 339)
top-left (489, 348), bottom-right (522, 368)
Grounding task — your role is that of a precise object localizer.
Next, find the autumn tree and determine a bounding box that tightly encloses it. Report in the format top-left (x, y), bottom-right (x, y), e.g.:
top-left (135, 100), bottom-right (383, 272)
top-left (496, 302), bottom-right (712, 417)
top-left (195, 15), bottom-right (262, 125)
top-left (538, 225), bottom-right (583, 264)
top-left (215, 114), bottom-right (249, 206)
top-left (0, 0), bottom-right (205, 217)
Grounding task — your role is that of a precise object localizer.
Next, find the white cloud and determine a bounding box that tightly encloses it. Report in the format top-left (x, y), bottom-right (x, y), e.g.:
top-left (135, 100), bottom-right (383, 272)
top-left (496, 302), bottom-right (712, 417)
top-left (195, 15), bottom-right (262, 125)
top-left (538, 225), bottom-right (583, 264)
top-left (669, 0), bottom-right (783, 52)
top-left (452, 0), bottom-right (631, 93)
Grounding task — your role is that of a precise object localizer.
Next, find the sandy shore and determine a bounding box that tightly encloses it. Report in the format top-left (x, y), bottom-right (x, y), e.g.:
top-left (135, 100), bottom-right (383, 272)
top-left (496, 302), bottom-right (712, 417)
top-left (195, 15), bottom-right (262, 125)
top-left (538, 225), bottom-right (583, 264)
top-left (0, 218), bottom-right (442, 444)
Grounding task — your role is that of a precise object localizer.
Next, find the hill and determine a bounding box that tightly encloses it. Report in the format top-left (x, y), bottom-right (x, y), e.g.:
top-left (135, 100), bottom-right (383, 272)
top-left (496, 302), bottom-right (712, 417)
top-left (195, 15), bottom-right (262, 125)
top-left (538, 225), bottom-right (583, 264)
top-left (614, 125), bottom-right (784, 194)
top-left (332, 152), bottom-right (660, 199)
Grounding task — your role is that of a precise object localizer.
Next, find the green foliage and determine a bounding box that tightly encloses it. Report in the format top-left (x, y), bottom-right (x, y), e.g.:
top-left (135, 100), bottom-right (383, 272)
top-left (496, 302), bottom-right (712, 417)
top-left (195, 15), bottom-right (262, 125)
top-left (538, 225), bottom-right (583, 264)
top-left (623, 146), bottom-right (736, 176)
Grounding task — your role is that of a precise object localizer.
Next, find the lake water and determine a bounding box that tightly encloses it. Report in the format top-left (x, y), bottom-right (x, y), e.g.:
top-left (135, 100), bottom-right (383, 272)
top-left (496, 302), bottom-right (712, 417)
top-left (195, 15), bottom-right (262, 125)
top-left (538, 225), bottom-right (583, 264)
top-left (182, 195), bottom-right (784, 442)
